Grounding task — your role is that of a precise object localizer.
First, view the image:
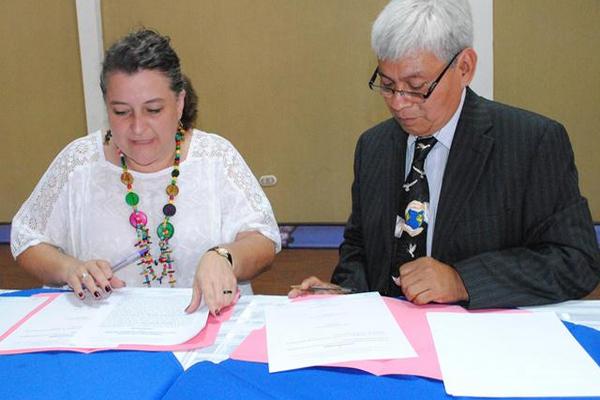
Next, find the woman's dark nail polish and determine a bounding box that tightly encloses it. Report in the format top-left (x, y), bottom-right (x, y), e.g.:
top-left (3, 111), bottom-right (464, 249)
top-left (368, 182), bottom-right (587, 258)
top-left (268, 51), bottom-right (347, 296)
top-left (94, 291), bottom-right (101, 299)
top-left (105, 286), bottom-right (112, 293)
top-left (78, 292), bottom-right (85, 299)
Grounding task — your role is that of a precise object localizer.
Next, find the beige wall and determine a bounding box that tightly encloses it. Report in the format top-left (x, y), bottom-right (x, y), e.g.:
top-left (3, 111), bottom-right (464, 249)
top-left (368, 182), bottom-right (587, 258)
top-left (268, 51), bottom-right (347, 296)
top-left (494, 0), bottom-right (600, 220)
top-left (0, 1), bottom-right (86, 222)
top-left (101, 0), bottom-right (390, 223)
top-left (1, 1), bottom-right (598, 223)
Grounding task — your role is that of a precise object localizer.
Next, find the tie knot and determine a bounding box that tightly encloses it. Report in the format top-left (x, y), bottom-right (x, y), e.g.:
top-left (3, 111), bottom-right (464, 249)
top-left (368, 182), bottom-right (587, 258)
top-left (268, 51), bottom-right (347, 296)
top-left (413, 136), bottom-right (437, 165)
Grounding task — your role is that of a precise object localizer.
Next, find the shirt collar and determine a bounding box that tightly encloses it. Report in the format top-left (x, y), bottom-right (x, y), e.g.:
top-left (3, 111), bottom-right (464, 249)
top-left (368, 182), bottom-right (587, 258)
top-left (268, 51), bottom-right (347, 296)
top-left (407, 88), bottom-right (466, 150)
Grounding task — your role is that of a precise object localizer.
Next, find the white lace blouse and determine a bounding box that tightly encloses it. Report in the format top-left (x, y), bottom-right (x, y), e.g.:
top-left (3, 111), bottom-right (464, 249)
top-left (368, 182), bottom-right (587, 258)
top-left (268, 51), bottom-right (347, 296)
top-left (11, 130), bottom-right (281, 294)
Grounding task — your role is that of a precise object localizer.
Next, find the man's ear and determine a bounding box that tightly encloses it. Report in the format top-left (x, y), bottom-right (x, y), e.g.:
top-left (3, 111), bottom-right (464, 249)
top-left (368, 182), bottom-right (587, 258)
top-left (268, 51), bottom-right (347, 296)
top-left (458, 47), bottom-right (477, 87)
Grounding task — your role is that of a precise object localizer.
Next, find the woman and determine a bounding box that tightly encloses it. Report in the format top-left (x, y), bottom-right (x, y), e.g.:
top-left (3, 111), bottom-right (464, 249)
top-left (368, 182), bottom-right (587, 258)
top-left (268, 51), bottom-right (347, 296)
top-left (11, 29), bottom-right (280, 315)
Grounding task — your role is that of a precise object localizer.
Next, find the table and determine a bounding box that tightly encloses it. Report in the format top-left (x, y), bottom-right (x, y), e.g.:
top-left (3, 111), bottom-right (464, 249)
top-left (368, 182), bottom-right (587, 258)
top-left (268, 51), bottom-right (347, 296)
top-left (164, 322), bottom-right (600, 400)
top-left (1, 289), bottom-right (599, 400)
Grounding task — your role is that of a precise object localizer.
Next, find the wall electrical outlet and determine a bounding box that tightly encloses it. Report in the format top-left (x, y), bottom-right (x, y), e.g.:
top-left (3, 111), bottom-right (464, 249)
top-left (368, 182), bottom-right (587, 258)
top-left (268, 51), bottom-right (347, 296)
top-left (259, 175), bottom-right (277, 187)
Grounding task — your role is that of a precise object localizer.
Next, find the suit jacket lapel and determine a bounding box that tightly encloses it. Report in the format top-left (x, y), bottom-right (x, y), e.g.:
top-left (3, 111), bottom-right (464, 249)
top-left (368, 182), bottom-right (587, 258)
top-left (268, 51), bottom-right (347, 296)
top-left (389, 124), bottom-right (407, 228)
top-left (432, 88), bottom-right (494, 257)
top-left (383, 121), bottom-right (406, 283)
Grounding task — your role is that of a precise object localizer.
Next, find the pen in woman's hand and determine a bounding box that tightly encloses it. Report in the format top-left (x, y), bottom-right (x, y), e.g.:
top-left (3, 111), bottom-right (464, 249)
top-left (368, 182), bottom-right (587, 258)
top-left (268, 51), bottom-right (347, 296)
top-left (75, 251), bottom-right (143, 298)
top-left (111, 249), bottom-right (148, 273)
top-left (289, 285), bottom-right (356, 294)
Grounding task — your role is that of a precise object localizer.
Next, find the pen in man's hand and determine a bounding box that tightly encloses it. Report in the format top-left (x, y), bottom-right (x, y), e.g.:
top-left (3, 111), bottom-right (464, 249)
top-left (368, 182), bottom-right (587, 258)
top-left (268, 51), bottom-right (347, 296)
top-left (290, 285), bottom-right (356, 294)
top-left (111, 249), bottom-right (148, 273)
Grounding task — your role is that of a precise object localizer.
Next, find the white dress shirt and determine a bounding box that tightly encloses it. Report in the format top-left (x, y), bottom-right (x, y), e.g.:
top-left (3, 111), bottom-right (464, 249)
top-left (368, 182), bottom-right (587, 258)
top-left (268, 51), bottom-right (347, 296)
top-left (404, 89), bottom-right (466, 256)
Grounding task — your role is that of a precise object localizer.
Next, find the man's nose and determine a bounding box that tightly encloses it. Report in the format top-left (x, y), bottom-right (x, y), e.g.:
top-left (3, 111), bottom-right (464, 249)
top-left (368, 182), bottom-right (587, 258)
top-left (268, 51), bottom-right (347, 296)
top-left (387, 92), bottom-right (414, 111)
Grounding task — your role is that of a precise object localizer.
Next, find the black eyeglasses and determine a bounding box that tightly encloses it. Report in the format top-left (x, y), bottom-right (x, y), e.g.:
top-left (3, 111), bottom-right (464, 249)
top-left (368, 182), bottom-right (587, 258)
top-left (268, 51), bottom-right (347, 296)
top-left (368, 51), bottom-right (462, 102)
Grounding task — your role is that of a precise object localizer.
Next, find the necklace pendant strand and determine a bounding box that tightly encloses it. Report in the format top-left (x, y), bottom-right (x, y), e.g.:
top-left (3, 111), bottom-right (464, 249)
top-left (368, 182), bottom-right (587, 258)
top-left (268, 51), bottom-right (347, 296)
top-left (119, 129), bottom-right (183, 287)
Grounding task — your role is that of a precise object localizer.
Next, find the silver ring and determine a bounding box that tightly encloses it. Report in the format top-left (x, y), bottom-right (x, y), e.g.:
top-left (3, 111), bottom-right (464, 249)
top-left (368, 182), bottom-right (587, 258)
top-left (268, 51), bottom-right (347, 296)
top-left (81, 272), bottom-right (90, 280)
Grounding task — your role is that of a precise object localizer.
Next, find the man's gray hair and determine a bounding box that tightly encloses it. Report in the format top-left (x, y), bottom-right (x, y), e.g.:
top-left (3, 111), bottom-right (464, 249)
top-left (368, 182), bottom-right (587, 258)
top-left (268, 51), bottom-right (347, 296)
top-left (371, 0), bottom-right (473, 62)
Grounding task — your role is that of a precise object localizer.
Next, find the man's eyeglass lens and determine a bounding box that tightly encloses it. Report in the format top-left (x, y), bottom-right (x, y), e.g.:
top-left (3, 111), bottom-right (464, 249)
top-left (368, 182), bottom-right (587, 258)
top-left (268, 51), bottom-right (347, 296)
top-left (368, 51), bottom-right (461, 101)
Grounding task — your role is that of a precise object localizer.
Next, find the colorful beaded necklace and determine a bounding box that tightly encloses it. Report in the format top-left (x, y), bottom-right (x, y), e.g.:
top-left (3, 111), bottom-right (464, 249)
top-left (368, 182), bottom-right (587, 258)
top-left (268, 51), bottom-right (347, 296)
top-left (118, 129), bottom-right (183, 287)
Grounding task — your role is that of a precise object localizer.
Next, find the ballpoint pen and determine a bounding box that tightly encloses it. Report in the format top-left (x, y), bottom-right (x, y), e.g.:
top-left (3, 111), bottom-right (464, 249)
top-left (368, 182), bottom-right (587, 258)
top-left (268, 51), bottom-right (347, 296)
top-left (111, 248), bottom-right (149, 273)
top-left (290, 285), bottom-right (356, 294)
top-left (76, 249), bottom-right (147, 298)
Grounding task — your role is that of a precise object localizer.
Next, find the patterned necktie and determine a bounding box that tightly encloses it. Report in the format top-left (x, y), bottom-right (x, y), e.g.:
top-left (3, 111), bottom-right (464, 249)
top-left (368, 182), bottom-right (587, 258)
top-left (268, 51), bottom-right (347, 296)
top-left (392, 136), bottom-right (438, 283)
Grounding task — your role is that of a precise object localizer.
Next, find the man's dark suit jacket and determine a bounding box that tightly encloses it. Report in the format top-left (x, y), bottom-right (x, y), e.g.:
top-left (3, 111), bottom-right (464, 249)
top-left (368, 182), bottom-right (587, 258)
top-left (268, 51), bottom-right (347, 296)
top-left (332, 88), bottom-right (600, 309)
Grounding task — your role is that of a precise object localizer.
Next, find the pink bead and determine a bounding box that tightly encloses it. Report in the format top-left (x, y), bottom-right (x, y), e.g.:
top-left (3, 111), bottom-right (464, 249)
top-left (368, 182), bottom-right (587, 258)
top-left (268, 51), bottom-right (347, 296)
top-left (129, 211), bottom-right (148, 227)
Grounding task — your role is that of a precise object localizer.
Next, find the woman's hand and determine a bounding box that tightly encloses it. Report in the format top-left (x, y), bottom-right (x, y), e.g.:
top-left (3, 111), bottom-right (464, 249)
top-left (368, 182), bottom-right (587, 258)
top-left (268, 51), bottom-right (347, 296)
top-left (16, 244), bottom-right (126, 300)
top-left (186, 251), bottom-right (237, 315)
top-left (184, 232), bottom-right (275, 315)
top-left (64, 260), bottom-right (126, 300)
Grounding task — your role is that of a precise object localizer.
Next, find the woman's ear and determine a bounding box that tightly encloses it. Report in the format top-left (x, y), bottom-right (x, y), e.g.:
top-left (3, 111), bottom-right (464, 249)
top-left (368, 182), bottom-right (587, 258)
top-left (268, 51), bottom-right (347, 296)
top-left (177, 89), bottom-right (186, 120)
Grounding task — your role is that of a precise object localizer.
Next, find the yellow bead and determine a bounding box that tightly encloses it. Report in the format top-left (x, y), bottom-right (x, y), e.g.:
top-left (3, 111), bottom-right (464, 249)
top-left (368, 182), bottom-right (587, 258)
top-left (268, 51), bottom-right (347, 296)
top-left (121, 171), bottom-right (134, 185)
top-left (166, 184), bottom-right (179, 196)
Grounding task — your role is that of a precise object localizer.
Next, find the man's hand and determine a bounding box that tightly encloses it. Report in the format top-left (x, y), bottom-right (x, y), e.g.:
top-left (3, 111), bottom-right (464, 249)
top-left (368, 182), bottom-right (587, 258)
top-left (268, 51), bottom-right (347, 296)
top-left (395, 257), bottom-right (469, 305)
top-left (288, 276), bottom-right (343, 298)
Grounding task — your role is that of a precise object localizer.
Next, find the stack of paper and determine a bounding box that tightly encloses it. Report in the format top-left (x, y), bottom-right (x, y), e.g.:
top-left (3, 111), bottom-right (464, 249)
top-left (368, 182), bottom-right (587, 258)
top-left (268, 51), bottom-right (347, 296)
top-left (521, 300), bottom-right (600, 331)
top-left (174, 295), bottom-right (290, 369)
top-left (232, 295), bottom-right (467, 378)
top-left (233, 293), bottom-right (600, 398)
top-left (0, 288), bottom-right (221, 354)
top-left (265, 292), bottom-right (416, 372)
top-left (0, 296), bottom-right (47, 339)
top-left (427, 312), bottom-right (600, 397)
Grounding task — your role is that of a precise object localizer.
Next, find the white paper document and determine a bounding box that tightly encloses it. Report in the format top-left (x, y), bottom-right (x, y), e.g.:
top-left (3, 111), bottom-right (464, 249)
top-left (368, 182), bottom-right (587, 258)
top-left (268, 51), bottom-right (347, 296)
top-left (427, 311), bottom-right (600, 397)
top-left (0, 296), bottom-right (47, 337)
top-left (521, 300), bottom-right (600, 332)
top-left (265, 292), bottom-right (416, 373)
top-left (0, 288), bottom-right (208, 351)
top-left (174, 294), bottom-right (290, 369)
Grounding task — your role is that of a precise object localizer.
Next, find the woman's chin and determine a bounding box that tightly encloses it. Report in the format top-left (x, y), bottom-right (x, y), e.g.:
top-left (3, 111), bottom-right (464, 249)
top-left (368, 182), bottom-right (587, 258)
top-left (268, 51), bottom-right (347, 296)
top-left (124, 155), bottom-right (163, 172)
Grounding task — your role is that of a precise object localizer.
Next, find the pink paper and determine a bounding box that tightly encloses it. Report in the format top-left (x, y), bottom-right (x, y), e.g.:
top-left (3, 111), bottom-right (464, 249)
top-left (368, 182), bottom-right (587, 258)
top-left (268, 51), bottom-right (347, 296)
top-left (231, 296), bottom-right (520, 379)
top-left (333, 298), bottom-right (463, 378)
top-left (0, 293), bottom-right (235, 355)
top-left (0, 293), bottom-right (60, 341)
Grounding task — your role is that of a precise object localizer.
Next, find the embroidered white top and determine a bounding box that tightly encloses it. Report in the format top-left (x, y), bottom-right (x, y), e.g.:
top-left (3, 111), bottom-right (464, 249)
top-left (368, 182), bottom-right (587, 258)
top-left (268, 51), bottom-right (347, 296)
top-left (11, 130), bottom-right (281, 294)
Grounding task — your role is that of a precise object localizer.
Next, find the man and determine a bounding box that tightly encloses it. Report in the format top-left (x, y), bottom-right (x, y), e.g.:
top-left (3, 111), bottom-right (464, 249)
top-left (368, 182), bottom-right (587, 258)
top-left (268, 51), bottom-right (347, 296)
top-left (291, 0), bottom-right (599, 309)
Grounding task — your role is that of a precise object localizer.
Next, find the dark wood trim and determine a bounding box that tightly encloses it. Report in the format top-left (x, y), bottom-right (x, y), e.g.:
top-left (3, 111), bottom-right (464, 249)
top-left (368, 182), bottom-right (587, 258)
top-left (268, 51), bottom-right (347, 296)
top-left (0, 245), bottom-right (337, 295)
top-left (0, 245), bottom-right (41, 289)
top-left (3, 244), bottom-right (596, 299)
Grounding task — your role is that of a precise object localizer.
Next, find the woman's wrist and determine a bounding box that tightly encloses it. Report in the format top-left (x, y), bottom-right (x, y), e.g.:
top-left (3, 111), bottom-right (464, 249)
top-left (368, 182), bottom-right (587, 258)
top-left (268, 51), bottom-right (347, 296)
top-left (206, 246), bottom-right (234, 270)
top-left (57, 257), bottom-right (81, 286)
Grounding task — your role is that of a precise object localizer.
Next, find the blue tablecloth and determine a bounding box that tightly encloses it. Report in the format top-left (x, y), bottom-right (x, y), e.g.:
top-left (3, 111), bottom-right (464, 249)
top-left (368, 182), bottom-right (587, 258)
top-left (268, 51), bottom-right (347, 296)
top-left (162, 322), bottom-right (600, 400)
top-left (1, 290), bottom-right (599, 399)
top-left (0, 350), bottom-right (182, 400)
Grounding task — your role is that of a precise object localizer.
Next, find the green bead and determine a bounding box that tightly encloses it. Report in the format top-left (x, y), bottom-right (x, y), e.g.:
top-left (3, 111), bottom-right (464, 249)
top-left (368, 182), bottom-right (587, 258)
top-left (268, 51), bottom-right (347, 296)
top-left (157, 221), bottom-right (174, 239)
top-left (125, 192), bottom-right (139, 206)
